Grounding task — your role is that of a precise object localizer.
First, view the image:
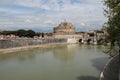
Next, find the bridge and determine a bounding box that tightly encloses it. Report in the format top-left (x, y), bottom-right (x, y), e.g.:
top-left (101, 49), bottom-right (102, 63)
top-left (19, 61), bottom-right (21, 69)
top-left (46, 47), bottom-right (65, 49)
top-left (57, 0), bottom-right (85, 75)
top-left (67, 36), bottom-right (98, 44)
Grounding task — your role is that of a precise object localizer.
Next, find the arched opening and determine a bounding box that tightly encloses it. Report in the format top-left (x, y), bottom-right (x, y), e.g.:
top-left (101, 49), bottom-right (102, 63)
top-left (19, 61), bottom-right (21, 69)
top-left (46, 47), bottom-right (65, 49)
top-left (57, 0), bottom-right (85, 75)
top-left (87, 39), bottom-right (91, 44)
top-left (79, 39), bottom-right (82, 43)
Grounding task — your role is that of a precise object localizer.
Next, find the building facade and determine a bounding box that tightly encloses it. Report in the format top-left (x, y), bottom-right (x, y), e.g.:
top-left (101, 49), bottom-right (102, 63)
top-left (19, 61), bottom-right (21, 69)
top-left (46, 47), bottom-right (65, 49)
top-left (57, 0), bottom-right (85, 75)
top-left (53, 22), bottom-right (78, 39)
top-left (53, 21), bottom-right (107, 44)
top-left (54, 22), bottom-right (75, 35)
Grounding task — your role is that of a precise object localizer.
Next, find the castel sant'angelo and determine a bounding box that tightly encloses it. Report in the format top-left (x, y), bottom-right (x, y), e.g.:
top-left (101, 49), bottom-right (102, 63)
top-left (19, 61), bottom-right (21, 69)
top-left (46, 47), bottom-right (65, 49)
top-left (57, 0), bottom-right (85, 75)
top-left (53, 21), bottom-right (107, 44)
top-left (54, 21), bottom-right (76, 35)
top-left (53, 21), bottom-right (79, 39)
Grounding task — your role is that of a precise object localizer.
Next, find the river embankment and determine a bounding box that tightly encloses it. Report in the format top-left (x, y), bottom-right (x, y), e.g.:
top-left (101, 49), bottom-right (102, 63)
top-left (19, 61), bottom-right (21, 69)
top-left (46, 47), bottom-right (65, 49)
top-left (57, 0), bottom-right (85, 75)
top-left (100, 54), bottom-right (119, 80)
top-left (0, 38), bottom-right (67, 54)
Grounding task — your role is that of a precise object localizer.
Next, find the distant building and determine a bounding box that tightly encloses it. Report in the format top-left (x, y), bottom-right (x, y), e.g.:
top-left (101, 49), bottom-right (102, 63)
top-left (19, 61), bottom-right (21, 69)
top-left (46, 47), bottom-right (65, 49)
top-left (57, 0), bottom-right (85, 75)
top-left (53, 21), bottom-right (78, 39)
top-left (54, 22), bottom-right (75, 35)
top-left (52, 21), bottom-right (108, 44)
top-left (0, 29), bottom-right (3, 32)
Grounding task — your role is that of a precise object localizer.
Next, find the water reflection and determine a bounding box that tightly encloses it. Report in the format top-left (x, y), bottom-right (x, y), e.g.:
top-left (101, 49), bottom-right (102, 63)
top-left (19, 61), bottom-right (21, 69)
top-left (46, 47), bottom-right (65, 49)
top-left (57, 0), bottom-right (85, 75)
top-left (0, 48), bottom-right (48, 62)
top-left (0, 44), bottom-right (109, 80)
top-left (0, 44), bottom-right (107, 62)
top-left (91, 57), bottom-right (109, 71)
top-left (0, 44), bottom-right (80, 63)
top-left (52, 44), bottom-right (77, 62)
top-left (77, 76), bottom-right (99, 80)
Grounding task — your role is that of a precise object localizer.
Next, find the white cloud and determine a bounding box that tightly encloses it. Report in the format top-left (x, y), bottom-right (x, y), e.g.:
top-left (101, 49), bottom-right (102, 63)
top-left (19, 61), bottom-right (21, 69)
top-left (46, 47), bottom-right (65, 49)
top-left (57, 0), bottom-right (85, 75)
top-left (0, 0), bottom-right (106, 32)
top-left (80, 23), bottom-right (85, 26)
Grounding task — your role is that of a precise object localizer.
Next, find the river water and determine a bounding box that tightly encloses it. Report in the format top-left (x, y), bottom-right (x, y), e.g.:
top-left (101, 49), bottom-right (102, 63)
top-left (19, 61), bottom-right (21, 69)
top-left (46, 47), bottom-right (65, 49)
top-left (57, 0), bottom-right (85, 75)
top-left (0, 44), bottom-right (109, 80)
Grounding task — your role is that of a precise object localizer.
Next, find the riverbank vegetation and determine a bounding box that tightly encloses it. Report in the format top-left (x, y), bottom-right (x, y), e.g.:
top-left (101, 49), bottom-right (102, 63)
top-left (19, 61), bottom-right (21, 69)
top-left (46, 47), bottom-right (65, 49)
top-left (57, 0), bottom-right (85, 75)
top-left (0, 29), bottom-right (54, 38)
top-left (0, 29), bottom-right (36, 38)
top-left (103, 0), bottom-right (120, 57)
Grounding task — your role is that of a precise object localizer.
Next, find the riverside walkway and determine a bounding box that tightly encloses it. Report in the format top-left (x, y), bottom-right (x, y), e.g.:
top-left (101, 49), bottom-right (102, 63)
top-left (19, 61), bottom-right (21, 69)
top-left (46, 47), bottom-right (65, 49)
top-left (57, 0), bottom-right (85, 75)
top-left (100, 54), bottom-right (119, 80)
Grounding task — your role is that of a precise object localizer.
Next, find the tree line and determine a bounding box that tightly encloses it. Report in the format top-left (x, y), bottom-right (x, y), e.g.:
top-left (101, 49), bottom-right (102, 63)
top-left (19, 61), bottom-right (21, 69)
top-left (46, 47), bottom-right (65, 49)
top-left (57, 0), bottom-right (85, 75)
top-left (0, 29), bottom-right (45, 38)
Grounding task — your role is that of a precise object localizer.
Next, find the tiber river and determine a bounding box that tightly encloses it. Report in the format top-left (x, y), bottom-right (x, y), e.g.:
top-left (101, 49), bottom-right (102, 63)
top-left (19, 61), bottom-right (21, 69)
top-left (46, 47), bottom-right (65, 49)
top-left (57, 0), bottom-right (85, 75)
top-left (0, 44), bottom-right (109, 80)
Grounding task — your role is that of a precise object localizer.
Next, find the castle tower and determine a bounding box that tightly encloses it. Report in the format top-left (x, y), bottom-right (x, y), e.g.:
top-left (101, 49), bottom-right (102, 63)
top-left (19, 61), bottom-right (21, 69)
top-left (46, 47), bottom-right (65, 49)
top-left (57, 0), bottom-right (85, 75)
top-left (54, 22), bottom-right (75, 35)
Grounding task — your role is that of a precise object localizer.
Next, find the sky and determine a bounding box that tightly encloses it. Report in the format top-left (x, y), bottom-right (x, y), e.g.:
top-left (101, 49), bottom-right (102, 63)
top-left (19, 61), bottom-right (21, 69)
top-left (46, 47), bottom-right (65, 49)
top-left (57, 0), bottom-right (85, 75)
top-left (0, 0), bottom-right (106, 32)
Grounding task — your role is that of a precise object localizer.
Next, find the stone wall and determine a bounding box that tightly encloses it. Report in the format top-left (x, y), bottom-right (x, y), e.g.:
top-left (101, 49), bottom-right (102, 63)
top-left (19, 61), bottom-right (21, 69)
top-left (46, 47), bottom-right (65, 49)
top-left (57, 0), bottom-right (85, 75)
top-left (54, 22), bottom-right (75, 35)
top-left (100, 54), bottom-right (119, 80)
top-left (0, 38), bottom-right (67, 49)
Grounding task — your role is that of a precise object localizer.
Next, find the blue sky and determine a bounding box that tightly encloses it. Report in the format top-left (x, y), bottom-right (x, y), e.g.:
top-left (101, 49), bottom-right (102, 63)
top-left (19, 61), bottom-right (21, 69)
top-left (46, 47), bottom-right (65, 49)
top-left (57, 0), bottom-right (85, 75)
top-left (0, 0), bottom-right (106, 32)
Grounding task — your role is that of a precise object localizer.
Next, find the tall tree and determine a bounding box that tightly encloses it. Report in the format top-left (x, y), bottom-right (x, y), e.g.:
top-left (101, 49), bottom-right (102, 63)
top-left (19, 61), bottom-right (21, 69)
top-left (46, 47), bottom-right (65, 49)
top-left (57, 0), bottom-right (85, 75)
top-left (17, 29), bottom-right (27, 37)
top-left (27, 30), bottom-right (35, 38)
top-left (103, 0), bottom-right (120, 56)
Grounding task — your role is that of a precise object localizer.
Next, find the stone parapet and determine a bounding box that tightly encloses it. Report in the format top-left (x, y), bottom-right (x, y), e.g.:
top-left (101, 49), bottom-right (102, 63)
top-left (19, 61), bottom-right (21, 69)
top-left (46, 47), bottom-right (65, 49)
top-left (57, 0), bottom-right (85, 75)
top-left (100, 54), bottom-right (119, 80)
top-left (0, 38), bottom-right (67, 49)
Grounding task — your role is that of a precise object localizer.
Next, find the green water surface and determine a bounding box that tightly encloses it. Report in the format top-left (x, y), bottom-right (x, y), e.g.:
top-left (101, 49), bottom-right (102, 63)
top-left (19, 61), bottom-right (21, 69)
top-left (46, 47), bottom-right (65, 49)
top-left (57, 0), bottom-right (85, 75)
top-left (0, 44), bottom-right (109, 80)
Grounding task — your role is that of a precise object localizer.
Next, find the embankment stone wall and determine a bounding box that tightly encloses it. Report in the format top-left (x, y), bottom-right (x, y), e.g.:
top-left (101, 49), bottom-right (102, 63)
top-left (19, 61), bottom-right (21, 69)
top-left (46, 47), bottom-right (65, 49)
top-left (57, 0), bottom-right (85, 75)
top-left (100, 54), bottom-right (119, 80)
top-left (0, 38), bottom-right (67, 49)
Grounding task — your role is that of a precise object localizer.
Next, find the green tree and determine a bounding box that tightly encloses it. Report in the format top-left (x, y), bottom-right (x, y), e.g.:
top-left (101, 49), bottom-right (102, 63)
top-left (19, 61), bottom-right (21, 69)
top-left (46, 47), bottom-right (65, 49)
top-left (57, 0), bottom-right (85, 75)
top-left (0, 31), bottom-right (17, 35)
top-left (35, 32), bottom-right (41, 37)
top-left (41, 32), bottom-right (44, 38)
top-left (0, 29), bottom-right (37, 38)
top-left (16, 29), bottom-right (27, 37)
top-left (27, 30), bottom-right (35, 38)
top-left (103, 0), bottom-right (120, 56)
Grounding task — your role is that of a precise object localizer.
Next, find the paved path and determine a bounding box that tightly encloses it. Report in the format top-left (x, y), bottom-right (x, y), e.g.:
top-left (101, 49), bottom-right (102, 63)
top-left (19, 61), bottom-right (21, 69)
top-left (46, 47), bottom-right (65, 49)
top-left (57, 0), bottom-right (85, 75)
top-left (100, 54), bottom-right (119, 80)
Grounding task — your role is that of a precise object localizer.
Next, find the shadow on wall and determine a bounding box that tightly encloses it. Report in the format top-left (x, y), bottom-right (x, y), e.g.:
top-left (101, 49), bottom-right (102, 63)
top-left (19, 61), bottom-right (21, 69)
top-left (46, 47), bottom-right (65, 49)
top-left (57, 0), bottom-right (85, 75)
top-left (77, 76), bottom-right (99, 80)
